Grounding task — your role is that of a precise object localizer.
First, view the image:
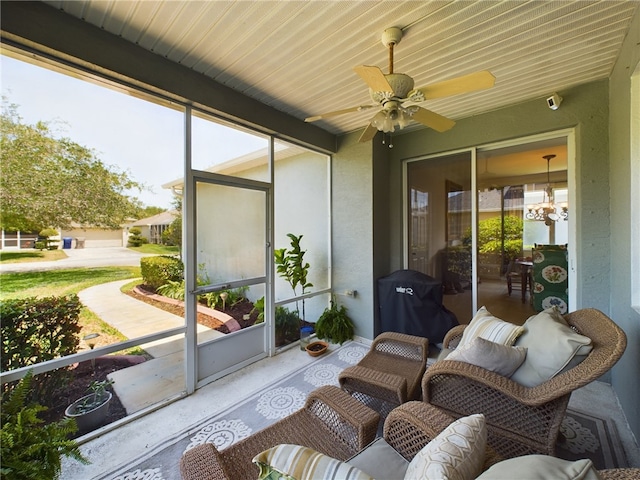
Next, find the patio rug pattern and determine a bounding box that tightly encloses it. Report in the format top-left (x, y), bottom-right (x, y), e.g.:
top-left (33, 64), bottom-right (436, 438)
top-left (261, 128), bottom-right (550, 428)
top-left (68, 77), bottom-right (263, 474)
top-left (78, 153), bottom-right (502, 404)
top-left (102, 343), bottom-right (627, 480)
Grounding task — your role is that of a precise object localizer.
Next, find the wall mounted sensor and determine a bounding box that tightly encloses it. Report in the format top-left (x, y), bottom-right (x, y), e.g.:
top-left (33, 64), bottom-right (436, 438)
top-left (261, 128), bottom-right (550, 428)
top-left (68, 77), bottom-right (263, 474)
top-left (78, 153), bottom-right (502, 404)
top-left (547, 92), bottom-right (562, 110)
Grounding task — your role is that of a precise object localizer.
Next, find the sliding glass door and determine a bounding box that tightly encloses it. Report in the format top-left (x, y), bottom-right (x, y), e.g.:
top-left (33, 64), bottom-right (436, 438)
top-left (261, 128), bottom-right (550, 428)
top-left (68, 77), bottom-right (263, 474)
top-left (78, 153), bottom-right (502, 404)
top-left (406, 132), bottom-right (574, 326)
top-left (407, 151), bottom-right (474, 323)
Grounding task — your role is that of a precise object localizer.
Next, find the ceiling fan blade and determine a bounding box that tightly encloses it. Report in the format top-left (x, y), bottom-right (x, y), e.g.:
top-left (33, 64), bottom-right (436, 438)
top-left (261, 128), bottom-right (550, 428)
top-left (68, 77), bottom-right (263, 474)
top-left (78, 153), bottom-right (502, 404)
top-left (354, 65), bottom-right (393, 92)
top-left (417, 71), bottom-right (495, 99)
top-left (358, 123), bottom-right (379, 143)
top-left (411, 107), bottom-right (456, 132)
top-left (305, 105), bottom-right (375, 123)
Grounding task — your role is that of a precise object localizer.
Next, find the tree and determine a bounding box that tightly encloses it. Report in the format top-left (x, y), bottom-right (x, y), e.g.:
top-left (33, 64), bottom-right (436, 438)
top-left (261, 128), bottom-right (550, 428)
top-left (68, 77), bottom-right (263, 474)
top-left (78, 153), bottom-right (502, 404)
top-left (0, 102), bottom-right (144, 231)
top-left (134, 205), bottom-right (166, 219)
top-left (162, 216), bottom-right (182, 248)
top-left (465, 215), bottom-right (524, 260)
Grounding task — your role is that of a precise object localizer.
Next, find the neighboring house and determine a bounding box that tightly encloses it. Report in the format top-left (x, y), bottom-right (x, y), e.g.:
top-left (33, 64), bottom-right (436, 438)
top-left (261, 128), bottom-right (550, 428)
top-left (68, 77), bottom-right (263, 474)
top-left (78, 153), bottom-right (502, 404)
top-left (127, 210), bottom-right (178, 245)
top-left (1, 227), bottom-right (126, 249)
top-left (59, 224), bottom-right (127, 248)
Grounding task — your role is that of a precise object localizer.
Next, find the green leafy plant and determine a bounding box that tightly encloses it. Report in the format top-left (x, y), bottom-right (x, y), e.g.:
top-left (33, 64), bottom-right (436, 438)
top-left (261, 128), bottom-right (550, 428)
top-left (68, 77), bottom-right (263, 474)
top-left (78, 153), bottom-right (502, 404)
top-left (156, 279), bottom-right (185, 300)
top-left (74, 379), bottom-right (114, 415)
top-left (251, 296), bottom-right (265, 323)
top-left (275, 306), bottom-right (301, 344)
top-left (1, 372), bottom-right (89, 480)
top-left (314, 296), bottom-right (354, 345)
top-left (274, 233), bottom-right (312, 319)
top-left (1, 295), bottom-right (81, 401)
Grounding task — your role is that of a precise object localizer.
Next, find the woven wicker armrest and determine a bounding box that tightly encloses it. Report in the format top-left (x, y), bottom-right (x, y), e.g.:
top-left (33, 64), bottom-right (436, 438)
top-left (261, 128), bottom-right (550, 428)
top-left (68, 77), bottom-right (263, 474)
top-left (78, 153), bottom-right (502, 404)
top-left (441, 324), bottom-right (466, 349)
top-left (383, 401), bottom-right (502, 469)
top-left (339, 365), bottom-right (408, 405)
top-left (180, 443), bottom-right (230, 480)
top-left (423, 360), bottom-right (539, 403)
top-left (599, 468), bottom-right (640, 479)
top-left (372, 332), bottom-right (429, 363)
top-left (306, 385), bottom-right (381, 450)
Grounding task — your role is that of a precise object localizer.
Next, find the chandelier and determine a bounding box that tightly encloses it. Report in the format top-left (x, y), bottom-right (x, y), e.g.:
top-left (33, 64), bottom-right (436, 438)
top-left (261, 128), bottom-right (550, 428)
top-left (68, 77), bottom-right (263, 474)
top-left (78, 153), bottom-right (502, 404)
top-left (525, 154), bottom-right (568, 226)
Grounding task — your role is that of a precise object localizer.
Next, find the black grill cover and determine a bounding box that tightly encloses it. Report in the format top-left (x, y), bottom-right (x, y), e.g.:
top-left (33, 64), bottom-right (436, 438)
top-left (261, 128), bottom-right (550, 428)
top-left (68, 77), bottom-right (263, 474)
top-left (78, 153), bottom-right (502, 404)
top-left (377, 269), bottom-right (458, 344)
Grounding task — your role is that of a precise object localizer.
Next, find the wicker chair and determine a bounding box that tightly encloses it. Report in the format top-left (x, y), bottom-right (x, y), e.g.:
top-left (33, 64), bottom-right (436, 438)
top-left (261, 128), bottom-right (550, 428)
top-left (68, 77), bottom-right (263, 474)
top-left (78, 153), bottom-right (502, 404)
top-left (422, 308), bottom-right (627, 459)
top-left (179, 385), bottom-right (380, 480)
top-left (338, 332), bottom-right (429, 412)
top-left (384, 401), bottom-right (639, 480)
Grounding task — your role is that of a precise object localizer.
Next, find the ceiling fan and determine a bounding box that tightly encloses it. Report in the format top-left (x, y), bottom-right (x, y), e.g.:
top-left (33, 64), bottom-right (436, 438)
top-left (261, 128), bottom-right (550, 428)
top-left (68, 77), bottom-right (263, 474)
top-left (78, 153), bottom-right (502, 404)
top-left (305, 27), bottom-right (496, 143)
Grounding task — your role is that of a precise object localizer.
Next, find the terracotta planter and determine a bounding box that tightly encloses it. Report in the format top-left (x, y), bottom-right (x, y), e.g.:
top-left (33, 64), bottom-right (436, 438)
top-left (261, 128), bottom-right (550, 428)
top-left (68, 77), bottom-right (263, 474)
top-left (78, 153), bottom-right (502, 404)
top-left (65, 391), bottom-right (112, 432)
top-left (305, 341), bottom-right (328, 357)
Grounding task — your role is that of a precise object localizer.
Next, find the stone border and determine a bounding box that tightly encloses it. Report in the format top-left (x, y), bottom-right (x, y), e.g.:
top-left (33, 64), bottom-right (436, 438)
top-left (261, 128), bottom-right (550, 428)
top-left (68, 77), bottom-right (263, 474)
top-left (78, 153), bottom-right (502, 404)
top-left (132, 286), bottom-right (241, 332)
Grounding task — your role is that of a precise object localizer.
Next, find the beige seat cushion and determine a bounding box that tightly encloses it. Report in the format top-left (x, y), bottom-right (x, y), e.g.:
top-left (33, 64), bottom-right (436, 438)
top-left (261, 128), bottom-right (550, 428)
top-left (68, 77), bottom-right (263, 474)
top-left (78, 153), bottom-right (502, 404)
top-left (476, 455), bottom-right (601, 480)
top-left (347, 438), bottom-right (409, 479)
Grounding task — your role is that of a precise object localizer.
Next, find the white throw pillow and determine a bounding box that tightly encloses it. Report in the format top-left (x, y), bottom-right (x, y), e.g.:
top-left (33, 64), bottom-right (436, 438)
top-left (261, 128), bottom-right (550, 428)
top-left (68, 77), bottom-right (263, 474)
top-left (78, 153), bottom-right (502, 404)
top-left (510, 307), bottom-right (593, 387)
top-left (458, 306), bottom-right (524, 348)
top-left (404, 414), bottom-right (486, 480)
top-left (446, 337), bottom-right (527, 377)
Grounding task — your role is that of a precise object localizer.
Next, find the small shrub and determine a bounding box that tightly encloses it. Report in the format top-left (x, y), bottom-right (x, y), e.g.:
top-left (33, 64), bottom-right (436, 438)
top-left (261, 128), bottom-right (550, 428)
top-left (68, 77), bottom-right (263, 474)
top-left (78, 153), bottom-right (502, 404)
top-left (38, 228), bottom-right (59, 250)
top-left (34, 241), bottom-right (46, 250)
top-left (0, 295), bottom-right (81, 402)
top-left (140, 256), bottom-right (183, 290)
top-left (127, 227), bottom-right (146, 247)
top-left (1, 371), bottom-right (89, 480)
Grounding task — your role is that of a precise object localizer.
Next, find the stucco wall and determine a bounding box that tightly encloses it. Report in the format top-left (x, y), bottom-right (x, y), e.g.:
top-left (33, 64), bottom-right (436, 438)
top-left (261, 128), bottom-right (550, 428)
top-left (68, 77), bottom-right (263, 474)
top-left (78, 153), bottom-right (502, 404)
top-left (609, 5), bottom-right (640, 441)
top-left (332, 133), bottom-right (376, 340)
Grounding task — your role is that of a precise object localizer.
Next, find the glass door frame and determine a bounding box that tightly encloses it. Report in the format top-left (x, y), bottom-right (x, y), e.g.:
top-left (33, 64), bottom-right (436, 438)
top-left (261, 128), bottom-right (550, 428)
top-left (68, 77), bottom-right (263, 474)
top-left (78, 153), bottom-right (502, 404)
top-left (402, 129), bottom-right (576, 318)
top-left (183, 109), bottom-right (274, 392)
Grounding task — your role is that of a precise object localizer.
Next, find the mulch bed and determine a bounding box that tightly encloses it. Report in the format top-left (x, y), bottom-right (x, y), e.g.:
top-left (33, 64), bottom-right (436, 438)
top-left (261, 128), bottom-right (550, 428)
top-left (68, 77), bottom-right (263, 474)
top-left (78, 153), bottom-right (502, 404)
top-left (39, 285), bottom-right (259, 436)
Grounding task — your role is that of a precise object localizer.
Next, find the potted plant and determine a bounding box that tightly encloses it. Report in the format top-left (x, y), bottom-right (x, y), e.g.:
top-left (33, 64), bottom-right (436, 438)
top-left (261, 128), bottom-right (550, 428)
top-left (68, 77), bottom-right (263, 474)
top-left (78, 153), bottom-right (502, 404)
top-left (274, 233), bottom-right (313, 320)
top-left (65, 379), bottom-right (114, 432)
top-left (275, 233), bottom-right (314, 346)
top-left (314, 296), bottom-right (354, 345)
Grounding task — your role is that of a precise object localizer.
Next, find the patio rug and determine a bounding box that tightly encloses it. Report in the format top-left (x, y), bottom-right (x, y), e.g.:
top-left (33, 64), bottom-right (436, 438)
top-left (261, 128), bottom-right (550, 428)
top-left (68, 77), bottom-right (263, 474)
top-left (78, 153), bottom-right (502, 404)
top-left (102, 342), bottom-right (627, 480)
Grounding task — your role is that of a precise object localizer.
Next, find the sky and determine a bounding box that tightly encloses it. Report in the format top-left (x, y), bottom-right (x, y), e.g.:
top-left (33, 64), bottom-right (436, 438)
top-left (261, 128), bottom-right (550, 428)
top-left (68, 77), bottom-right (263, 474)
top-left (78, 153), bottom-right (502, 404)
top-left (1, 53), bottom-right (266, 209)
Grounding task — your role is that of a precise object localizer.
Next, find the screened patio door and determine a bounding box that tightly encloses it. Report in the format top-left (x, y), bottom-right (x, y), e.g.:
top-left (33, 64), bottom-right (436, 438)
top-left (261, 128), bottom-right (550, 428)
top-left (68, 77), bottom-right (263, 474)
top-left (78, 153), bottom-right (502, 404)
top-left (191, 173), bottom-right (270, 385)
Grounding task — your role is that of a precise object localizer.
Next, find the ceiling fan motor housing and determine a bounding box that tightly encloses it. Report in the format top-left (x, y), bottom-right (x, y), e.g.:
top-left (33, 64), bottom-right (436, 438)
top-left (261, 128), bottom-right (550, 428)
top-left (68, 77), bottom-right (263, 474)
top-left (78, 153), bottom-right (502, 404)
top-left (370, 73), bottom-right (414, 103)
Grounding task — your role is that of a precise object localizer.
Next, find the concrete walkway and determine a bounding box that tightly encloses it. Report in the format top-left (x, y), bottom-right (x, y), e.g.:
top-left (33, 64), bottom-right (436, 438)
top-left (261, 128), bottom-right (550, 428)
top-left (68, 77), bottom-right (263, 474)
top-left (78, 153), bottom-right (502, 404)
top-left (78, 280), bottom-right (224, 413)
top-left (0, 246), bottom-right (156, 273)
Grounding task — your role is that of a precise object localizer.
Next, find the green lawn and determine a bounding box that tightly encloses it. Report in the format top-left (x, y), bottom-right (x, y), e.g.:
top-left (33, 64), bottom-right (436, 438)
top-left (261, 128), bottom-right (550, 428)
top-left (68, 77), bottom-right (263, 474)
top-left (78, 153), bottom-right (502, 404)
top-left (0, 249), bottom-right (68, 263)
top-left (128, 244), bottom-right (180, 255)
top-left (0, 266), bottom-right (141, 300)
top-left (1, 266), bottom-right (144, 352)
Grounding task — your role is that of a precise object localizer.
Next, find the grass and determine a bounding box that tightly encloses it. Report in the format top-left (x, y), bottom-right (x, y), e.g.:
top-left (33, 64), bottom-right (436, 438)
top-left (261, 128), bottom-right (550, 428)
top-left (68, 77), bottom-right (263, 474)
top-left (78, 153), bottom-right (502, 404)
top-left (128, 244), bottom-right (180, 255)
top-left (0, 267), bottom-right (141, 300)
top-left (0, 249), bottom-right (68, 263)
top-left (1, 266), bottom-right (144, 353)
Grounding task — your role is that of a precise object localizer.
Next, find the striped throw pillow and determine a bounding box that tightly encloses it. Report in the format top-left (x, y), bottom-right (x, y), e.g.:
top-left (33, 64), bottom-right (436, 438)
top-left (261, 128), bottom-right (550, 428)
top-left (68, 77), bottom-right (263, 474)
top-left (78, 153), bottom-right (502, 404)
top-left (458, 306), bottom-right (524, 348)
top-left (253, 444), bottom-right (374, 480)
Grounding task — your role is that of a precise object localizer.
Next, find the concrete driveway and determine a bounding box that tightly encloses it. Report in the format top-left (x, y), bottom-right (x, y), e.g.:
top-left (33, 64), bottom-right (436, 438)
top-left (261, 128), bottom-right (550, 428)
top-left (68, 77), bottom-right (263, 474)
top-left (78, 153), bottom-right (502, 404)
top-left (0, 247), bottom-right (164, 273)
